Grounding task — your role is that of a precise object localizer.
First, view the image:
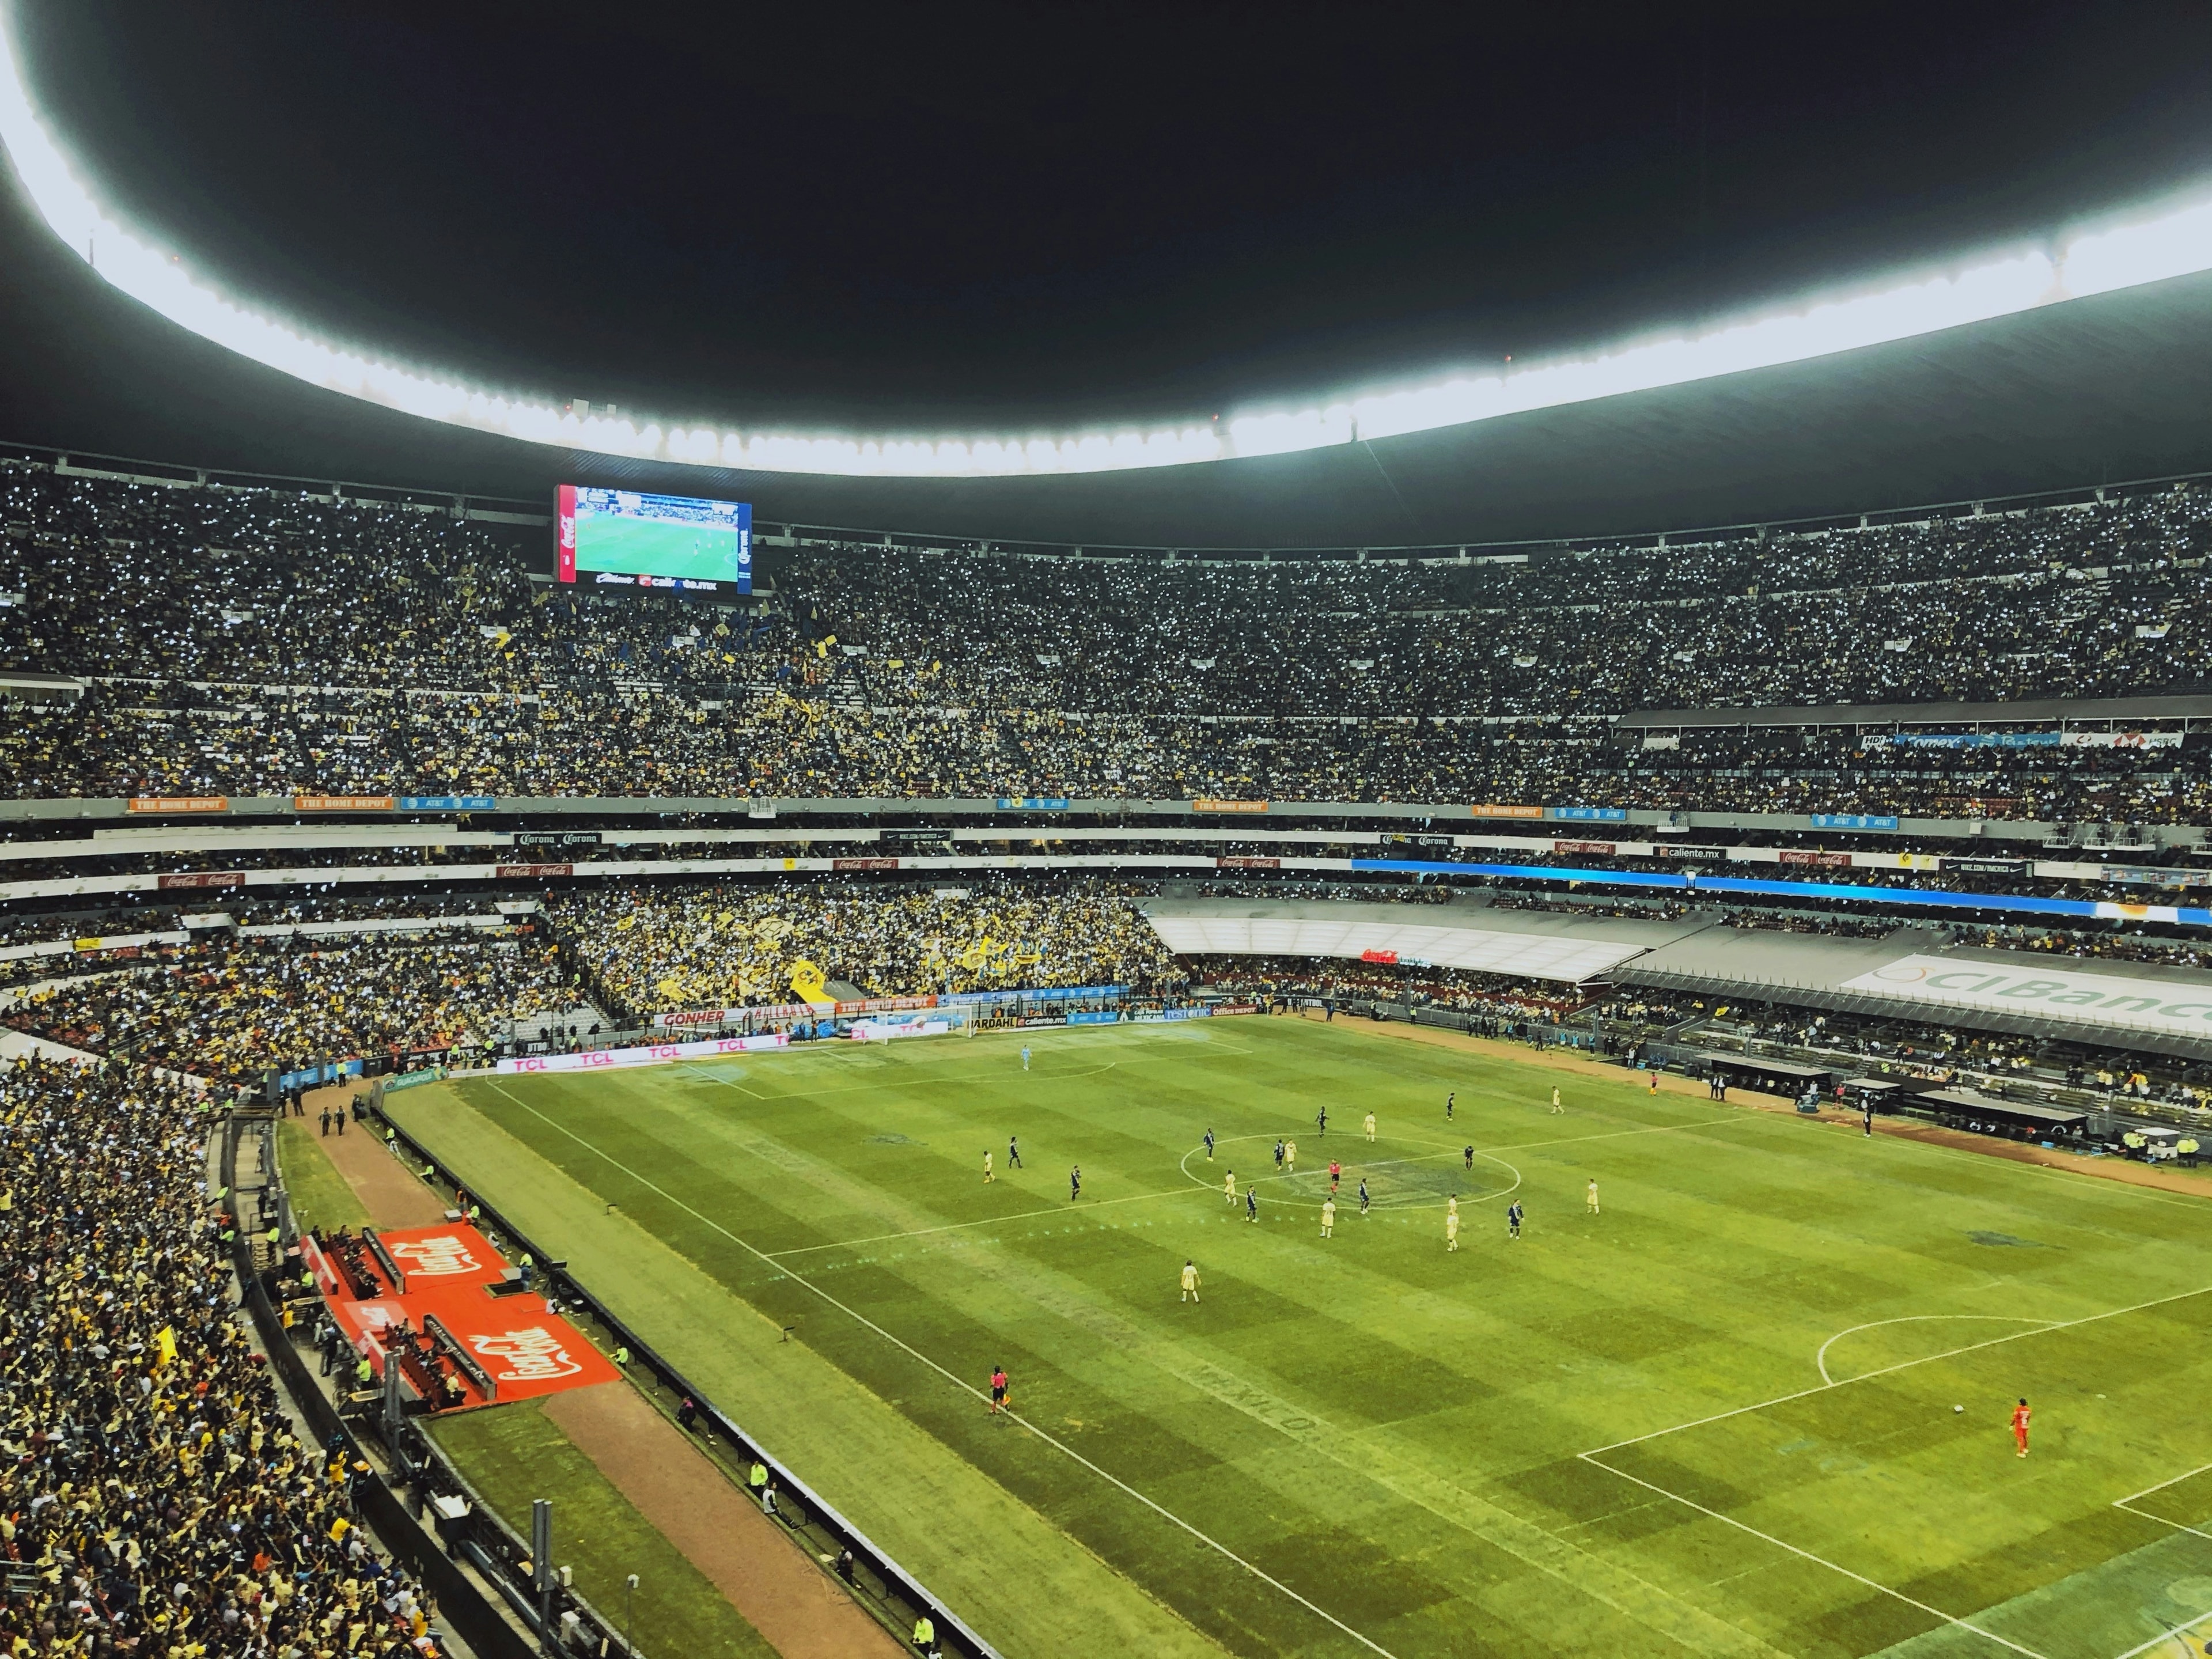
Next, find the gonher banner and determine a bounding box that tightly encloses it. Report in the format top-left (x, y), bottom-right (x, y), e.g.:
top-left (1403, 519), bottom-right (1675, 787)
top-left (1841, 955), bottom-right (2212, 1043)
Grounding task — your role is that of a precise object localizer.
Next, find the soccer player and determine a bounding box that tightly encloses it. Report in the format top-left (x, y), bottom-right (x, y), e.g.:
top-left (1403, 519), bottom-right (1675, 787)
top-left (1225, 1169), bottom-right (1237, 1205)
top-left (989, 1366), bottom-right (1009, 1414)
top-left (1320, 1198), bottom-right (1336, 1238)
top-left (2012, 1398), bottom-right (2031, 1457)
top-left (1446, 1209), bottom-right (1461, 1252)
top-left (1285, 1139), bottom-right (1297, 1174)
top-left (1550, 1086), bottom-right (1563, 1115)
top-left (1446, 1090), bottom-right (1456, 1121)
top-left (1648, 1071), bottom-right (1658, 1095)
top-left (1180, 1260), bottom-right (1200, 1302)
top-left (1586, 1178), bottom-right (1600, 1214)
top-left (1274, 1138), bottom-right (1286, 1172)
top-left (1203, 1127), bottom-right (1215, 1161)
top-left (1863, 1101), bottom-right (1874, 1138)
top-left (1245, 1188), bottom-right (1259, 1224)
top-left (983, 1150), bottom-right (994, 1183)
top-left (1363, 1111), bottom-right (1376, 1142)
top-left (1021, 1044), bottom-right (1032, 1071)
top-left (1463, 1145), bottom-right (1474, 1172)
top-left (1316, 1105), bottom-right (1328, 1137)
top-left (1358, 1177), bottom-right (1370, 1215)
top-left (1069, 1164), bottom-right (1082, 1202)
top-left (1328, 1159), bottom-right (1342, 1193)
top-left (1507, 1200), bottom-right (1523, 1238)
top-left (1008, 1134), bottom-right (1022, 1169)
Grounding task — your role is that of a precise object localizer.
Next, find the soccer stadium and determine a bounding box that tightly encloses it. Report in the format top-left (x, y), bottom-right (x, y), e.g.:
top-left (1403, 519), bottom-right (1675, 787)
top-left (8, 10), bottom-right (2212, 1659)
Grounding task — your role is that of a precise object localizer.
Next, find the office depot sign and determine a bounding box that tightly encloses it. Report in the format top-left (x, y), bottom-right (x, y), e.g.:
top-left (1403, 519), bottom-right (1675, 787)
top-left (497, 1033), bottom-right (789, 1074)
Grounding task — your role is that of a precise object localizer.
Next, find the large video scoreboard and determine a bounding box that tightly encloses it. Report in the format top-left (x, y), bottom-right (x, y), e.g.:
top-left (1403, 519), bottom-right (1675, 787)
top-left (556, 484), bottom-right (752, 596)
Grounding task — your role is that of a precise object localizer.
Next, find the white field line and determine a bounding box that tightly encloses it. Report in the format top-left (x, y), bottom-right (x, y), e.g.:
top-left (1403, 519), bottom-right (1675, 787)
top-left (2113, 1458), bottom-right (2212, 1544)
top-left (1584, 1282), bottom-right (2212, 1457)
top-left (1578, 1285), bottom-right (2212, 1659)
top-left (2113, 1460), bottom-right (2212, 1510)
top-left (486, 1082), bottom-right (1403, 1659)
top-left (1577, 1451), bottom-right (2050, 1659)
top-left (1172, 1111), bottom-right (1756, 1209)
top-left (2113, 1607), bottom-right (2212, 1659)
top-left (766, 1184), bottom-right (1203, 1257)
top-left (1815, 1316), bottom-right (2058, 1387)
top-left (2104, 1456), bottom-right (2212, 1659)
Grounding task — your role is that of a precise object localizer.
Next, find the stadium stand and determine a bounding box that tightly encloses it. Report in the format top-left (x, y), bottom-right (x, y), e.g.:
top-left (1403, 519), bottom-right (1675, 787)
top-left (562, 883), bottom-right (1178, 1016)
top-left (9, 446), bottom-right (2212, 1659)
top-left (2, 458), bottom-right (2209, 819)
top-left (0, 1054), bottom-right (453, 1659)
top-left (1, 935), bottom-right (573, 1080)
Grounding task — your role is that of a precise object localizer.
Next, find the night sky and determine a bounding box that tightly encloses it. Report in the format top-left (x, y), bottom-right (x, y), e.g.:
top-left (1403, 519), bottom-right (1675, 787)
top-left (15, 2), bottom-right (2212, 437)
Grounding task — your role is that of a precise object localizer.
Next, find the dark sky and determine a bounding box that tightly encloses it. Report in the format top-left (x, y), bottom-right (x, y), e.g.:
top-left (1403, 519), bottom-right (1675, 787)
top-left (14, 1), bottom-right (2212, 437)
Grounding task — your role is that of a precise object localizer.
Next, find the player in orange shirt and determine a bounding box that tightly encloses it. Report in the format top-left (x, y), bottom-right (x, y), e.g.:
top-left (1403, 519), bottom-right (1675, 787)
top-left (2011, 1397), bottom-right (2031, 1457)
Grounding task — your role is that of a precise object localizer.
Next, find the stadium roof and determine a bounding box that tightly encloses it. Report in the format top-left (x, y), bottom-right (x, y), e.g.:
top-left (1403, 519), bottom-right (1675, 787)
top-left (1613, 931), bottom-right (2212, 1060)
top-left (1141, 898), bottom-right (1711, 984)
top-left (1615, 695), bottom-right (2212, 732)
top-left (1915, 1090), bottom-right (2088, 1130)
top-left (5, 254), bottom-right (2210, 554)
top-left (5, 9), bottom-right (2212, 548)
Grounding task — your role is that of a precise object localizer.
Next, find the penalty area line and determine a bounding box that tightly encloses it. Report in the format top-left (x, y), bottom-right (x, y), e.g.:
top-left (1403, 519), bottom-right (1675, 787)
top-left (1584, 1282), bottom-right (2212, 1457)
top-left (1574, 1451), bottom-right (2049, 1659)
top-left (483, 1082), bottom-right (1404, 1659)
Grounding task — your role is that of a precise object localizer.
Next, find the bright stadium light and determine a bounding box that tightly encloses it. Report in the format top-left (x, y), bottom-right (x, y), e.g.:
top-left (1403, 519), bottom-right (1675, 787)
top-left (1, 14), bottom-right (2209, 479)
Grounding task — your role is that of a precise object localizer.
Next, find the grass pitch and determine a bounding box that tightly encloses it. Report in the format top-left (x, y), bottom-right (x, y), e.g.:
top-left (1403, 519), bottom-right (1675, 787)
top-left (391, 1016), bottom-right (2212, 1659)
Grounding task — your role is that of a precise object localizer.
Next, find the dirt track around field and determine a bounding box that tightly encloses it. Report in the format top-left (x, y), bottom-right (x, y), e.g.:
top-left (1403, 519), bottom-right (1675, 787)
top-left (1296, 1010), bottom-right (2212, 1202)
top-left (300, 1085), bottom-right (450, 1225)
top-left (542, 1383), bottom-right (903, 1659)
top-left (290, 1085), bottom-right (902, 1658)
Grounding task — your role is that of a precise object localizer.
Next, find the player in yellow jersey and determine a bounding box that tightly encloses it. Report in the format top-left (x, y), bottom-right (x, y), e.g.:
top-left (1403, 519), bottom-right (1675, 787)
top-left (1446, 1209), bottom-right (1460, 1251)
top-left (1180, 1260), bottom-right (1200, 1302)
top-left (1363, 1111), bottom-right (1376, 1142)
top-left (1550, 1086), bottom-right (1563, 1115)
top-left (1586, 1178), bottom-right (1600, 1214)
top-left (1320, 1198), bottom-right (1336, 1237)
top-left (1224, 1169), bottom-right (1237, 1204)
top-left (983, 1150), bottom-right (993, 1183)
top-left (1285, 1139), bottom-right (1297, 1174)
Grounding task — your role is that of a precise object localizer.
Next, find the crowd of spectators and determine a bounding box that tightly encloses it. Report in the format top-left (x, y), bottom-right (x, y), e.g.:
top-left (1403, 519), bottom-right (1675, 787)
top-left (0, 1054), bottom-right (447, 1658)
top-left (1, 937), bottom-right (573, 1080)
top-left (1192, 955), bottom-right (1593, 1024)
top-left (1688, 1001), bottom-right (2212, 1111)
top-left (3, 460), bottom-right (2210, 819)
top-left (559, 882), bottom-right (1181, 1014)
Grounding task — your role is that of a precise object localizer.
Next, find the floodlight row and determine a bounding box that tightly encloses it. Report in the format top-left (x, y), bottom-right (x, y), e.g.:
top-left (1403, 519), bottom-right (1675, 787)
top-left (3, 17), bottom-right (2210, 480)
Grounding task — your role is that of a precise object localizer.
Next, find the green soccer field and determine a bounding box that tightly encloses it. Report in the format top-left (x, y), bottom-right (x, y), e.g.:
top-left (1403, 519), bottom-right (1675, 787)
top-left (574, 512), bottom-right (745, 582)
top-left (391, 1017), bottom-right (2212, 1659)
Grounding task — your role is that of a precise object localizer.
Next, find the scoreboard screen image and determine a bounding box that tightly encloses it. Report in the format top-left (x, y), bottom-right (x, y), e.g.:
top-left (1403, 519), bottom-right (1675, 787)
top-left (556, 484), bottom-right (752, 594)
